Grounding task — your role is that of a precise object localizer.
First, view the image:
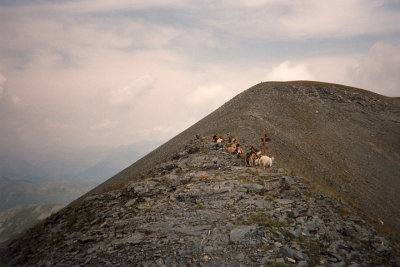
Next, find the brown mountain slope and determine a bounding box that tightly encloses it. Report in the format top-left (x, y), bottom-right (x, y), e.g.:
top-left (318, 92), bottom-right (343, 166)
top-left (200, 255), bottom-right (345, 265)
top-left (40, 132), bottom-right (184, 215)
top-left (73, 81), bottom-right (400, 235)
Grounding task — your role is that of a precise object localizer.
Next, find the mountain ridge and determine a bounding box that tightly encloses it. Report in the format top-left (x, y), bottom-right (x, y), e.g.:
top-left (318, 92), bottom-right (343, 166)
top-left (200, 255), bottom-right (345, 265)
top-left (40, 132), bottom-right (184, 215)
top-left (1, 133), bottom-right (399, 265)
top-left (72, 81), bottom-right (400, 236)
top-left (1, 81), bottom-right (399, 265)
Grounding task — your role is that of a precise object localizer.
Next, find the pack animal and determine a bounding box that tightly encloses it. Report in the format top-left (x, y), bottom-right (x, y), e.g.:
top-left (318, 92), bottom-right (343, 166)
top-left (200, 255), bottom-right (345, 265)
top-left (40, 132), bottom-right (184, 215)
top-left (213, 135), bottom-right (224, 144)
top-left (236, 146), bottom-right (244, 159)
top-left (251, 146), bottom-right (262, 157)
top-left (246, 151), bottom-right (256, 166)
top-left (225, 142), bottom-right (237, 154)
top-left (260, 155), bottom-right (274, 169)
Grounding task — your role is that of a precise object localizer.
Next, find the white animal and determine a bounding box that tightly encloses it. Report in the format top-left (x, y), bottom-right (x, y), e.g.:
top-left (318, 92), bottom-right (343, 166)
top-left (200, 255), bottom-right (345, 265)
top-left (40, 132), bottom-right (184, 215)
top-left (260, 155), bottom-right (274, 169)
top-left (254, 158), bottom-right (260, 167)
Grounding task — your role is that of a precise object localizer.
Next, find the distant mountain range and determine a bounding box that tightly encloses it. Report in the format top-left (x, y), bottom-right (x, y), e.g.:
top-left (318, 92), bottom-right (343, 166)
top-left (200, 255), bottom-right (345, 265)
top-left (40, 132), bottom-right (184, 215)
top-left (0, 141), bottom-right (162, 184)
top-left (0, 204), bottom-right (63, 244)
top-left (0, 140), bottom-right (161, 244)
top-left (71, 141), bottom-right (162, 183)
top-left (0, 141), bottom-right (161, 211)
top-left (0, 176), bottom-right (94, 212)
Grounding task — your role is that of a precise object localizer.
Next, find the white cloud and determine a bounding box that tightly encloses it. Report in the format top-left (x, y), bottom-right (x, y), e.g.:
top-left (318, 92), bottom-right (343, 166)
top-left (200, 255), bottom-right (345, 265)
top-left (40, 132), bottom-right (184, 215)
top-left (346, 42), bottom-right (400, 97)
top-left (0, 74), bottom-right (6, 97)
top-left (11, 96), bottom-right (22, 105)
top-left (44, 119), bottom-right (75, 132)
top-left (266, 61), bottom-right (315, 81)
top-left (108, 75), bottom-right (155, 109)
top-left (152, 125), bottom-right (173, 134)
top-left (91, 120), bottom-right (119, 130)
top-left (184, 84), bottom-right (234, 111)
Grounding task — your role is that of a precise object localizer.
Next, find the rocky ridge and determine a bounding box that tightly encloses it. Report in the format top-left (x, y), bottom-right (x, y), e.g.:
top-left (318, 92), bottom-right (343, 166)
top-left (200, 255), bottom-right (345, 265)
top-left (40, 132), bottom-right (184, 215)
top-left (2, 137), bottom-right (399, 266)
top-left (75, 81), bottom-right (400, 237)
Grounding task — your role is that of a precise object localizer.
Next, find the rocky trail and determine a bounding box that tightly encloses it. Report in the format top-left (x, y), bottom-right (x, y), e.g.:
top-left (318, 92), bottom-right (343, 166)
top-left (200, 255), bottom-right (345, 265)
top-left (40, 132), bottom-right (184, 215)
top-left (3, 137), bottom-right (399, 266)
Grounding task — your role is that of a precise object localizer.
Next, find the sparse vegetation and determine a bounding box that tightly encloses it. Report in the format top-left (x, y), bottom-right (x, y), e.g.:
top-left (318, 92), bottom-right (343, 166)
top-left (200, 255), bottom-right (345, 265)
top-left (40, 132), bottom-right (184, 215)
top-left (194, 204), bottom-right (205, 210)
top-left (249, 213), bottom-right (284, 229)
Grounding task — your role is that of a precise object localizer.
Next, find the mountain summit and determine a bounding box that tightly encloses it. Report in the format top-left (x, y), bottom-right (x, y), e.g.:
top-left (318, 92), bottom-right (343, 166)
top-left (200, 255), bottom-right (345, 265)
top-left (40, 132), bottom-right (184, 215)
top-left (1, 81), bottom-right (399, 265)
top-left (82, 81), bottom-right (400, 232)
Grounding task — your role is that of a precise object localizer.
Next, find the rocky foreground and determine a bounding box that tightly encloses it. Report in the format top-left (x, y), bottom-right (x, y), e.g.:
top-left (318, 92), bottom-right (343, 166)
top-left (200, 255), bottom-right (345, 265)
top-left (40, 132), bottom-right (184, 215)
top-left (2, 137), bottom-right (399, 266)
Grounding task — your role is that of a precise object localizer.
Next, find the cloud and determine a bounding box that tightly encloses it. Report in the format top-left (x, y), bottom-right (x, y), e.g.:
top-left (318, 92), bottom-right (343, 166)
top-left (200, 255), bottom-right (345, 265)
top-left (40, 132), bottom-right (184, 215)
top-left (104, 75), bottom-right (154, 109)
top-left (11, 96), bottom-right (22, 105)
top-left (277, 0), bottom-right (400, 38)
top-left (152, 125), bottom-right (173, 134)
top-left (0, 0), bottom-right (399, 165)
top-left (91, 120), bottom-right (119, 130)
top-left (266, 61), bottom-right (315, 81)
top-left (0, 74), bottom-right (6, 97)
top-left (184, 84), bottom-right (234, 112)
top-left (56, 0), bottom-right (187, 14)
top-left (346, 42), bottom-right (400, 97)
top-left (204, 0), bottom-right (400, 40)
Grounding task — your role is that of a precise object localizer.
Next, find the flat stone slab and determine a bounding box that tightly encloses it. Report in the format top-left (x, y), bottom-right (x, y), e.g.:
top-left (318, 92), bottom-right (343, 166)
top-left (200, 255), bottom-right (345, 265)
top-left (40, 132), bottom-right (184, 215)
top-left (275, 199), bottom-right (294, 205)
top-left (229, 225), bottom-right (258, 243)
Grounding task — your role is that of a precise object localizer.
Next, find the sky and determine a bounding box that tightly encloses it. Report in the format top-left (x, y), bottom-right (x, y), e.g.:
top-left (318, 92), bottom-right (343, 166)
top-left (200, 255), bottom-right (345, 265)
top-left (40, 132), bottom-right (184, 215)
top-left (0, 0), bottom-right (400, 160)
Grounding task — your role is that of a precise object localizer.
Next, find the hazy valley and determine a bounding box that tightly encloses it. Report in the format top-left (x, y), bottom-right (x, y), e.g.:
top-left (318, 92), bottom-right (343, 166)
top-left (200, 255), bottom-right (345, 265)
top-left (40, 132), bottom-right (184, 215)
top-left (0, 141), bottom-right (160, 244)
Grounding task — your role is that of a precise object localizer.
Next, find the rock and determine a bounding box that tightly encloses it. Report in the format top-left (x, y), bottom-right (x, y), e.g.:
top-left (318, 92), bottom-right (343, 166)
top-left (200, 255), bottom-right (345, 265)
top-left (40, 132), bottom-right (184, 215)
top-left (282, 176), bottom-right (296, 185)
top-left (235, 253), bottom-right (245, 262)
top-left (79, 236), bottom-right (95, 243)
top-left (390, 257), bottom-right (400, 266)
top-left (273, 231), bottom-right (285, 242)
top-left (279, 246), bottom-right (308, 261)
top-left (87, 247), bottom-right (97, 254)
top-left (229, 226), bottom-right (260, 243)
top-left (253, 199), bottom-right (271, 209)
top-left (125, 198), bottom-right (138, 207)
top-left (376, 244), bottom-right (390, 254)
top-left (260, 256), bottom-right (270, 265)
top-left (126, 232), bottom-right (145, 245)
top-left (246, 183), bottom-right (264, 194)
top-left (288, 209), bottom-right (299, 218)
top-left (298, 260), bottom-right (309, 267)
top-left (155, 258), bottom-right (166, 267)
top-left (6, 254), bottom-right (25, 266)
top-left (296, 216), bottom-right (308, 223)
top-left (289, 229), bottom-right (301, 238)
top-left (329, 262), bottom-right (345, 267)
top-left (275, 199), bottom-right (294, 205)
top-left (304, 221), bottom-right (317, 234)
top-left (186, 146), bottom-right (200, 154)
